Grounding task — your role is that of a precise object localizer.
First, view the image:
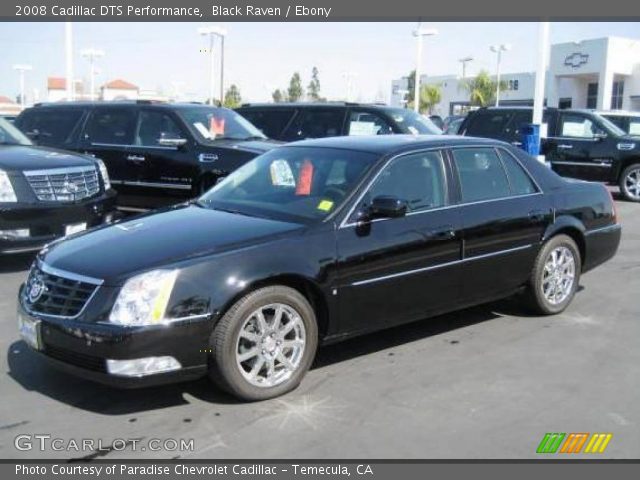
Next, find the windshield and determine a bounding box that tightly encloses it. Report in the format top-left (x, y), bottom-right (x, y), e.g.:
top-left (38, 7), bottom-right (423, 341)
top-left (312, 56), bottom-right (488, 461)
top-left (596, 114), bottom-right (627, 137)
top-left (386, 108), bottom-right (442, 135)
top-left (198, 147), bottom-right (377, 223)
top-left (0, 117), bottom-right (31, 145)
top-left (177, 106), bottom-right (266, 141)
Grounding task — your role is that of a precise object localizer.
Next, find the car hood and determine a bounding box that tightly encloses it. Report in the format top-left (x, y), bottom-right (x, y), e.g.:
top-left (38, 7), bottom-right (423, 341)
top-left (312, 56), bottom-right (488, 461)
top-left (41, 204), bottom-right (304, 285)
top-left (0, 145), bottom-right (95, 172)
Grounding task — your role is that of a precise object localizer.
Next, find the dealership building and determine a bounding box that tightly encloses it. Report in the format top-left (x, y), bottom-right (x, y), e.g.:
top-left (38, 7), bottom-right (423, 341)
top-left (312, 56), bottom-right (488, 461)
top-left (391, 37), bottom-right (640, 116)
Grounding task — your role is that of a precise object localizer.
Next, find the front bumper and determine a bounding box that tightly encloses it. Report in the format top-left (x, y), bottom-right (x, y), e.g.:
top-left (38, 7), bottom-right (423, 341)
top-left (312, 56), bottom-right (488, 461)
top-left (17, 297), bottom-right (211, 388)
top-left (0, 190), bottom-right (118, 254)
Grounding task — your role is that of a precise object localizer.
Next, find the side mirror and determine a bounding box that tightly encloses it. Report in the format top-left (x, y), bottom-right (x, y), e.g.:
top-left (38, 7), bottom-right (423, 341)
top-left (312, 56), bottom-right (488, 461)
top-left (369, 195), bottom-right (408, 219)
top-left (158, 137), bottom-right (188, 148)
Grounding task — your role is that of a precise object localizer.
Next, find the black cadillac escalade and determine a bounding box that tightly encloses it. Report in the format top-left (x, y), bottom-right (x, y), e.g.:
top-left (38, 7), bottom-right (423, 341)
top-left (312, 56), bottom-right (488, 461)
top-left (15, 102), bottom-right (278, 210)
top-left (0, 117), bottom-right (116, 255)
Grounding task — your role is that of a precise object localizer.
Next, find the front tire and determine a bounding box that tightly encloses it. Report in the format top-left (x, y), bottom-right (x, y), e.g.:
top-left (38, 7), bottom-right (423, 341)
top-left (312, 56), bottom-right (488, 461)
top-left (619, 163), bottom-right (640, 202)
top-left (525, 235), bottom-right (581, 315)
top-left (208, 286), bottom-right (318, 401)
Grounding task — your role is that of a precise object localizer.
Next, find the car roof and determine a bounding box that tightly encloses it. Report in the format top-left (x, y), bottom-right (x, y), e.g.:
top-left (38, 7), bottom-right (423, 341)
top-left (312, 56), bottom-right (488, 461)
top-left (28, 101), bottom-right (227, 111)
top-left (237, 102), bottom-right (394, 110)
top-left (595, 110), bottom-right (640, 117)
top-left (283, 134), bottom-right (501, 155)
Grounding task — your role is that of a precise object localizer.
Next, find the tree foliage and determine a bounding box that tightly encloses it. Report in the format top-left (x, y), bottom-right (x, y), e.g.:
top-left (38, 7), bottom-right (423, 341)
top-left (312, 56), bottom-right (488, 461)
top-left (307, 66), bottom-right (321, 101)
top-left (272, 89), bottom-right (286, 103)
top-left (462, 70), bottom-right (507, 107)
top-left (223, 84), bottom-right (242, 109)
top-left (287, 72), bottom-right (304, 102)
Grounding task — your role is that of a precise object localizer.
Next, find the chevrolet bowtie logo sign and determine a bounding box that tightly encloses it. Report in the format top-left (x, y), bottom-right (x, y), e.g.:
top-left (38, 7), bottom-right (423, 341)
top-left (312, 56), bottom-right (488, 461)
top-left (564, 52), bottom-right (589, 69)
top-left (537, 432), bottom-right (612, 454)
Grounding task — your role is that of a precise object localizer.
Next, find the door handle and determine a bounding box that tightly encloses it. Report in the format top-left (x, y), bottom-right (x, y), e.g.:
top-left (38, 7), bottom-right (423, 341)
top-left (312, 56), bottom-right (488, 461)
top-left (428, 225), bottom-right (456, 241)
top-left (557, 144), bottom-right (573, 150)
top-left (528, 210), bottom-right (546, 222)
top-left (511, 141), bottom-right (523, 146)
top-left (126, 155), bottom-right (146, 162)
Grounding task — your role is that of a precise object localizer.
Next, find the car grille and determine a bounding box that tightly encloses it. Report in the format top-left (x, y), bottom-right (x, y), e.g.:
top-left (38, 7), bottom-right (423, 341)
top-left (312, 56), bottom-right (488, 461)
top-left (43, 344), bottom-right (107, 373)
top-left (23, 264), bottom-right (100, 318)
top-left (24, 166), bottom-right (100, 202)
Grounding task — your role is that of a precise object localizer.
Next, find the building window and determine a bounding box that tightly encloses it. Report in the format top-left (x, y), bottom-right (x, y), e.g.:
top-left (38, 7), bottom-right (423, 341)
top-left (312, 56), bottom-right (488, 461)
top-left (611, 81), bottom-right (624, 110)
top-left (559, 98), bottom-right (572, 109)
top-left (586, 83), bottom-right (598, 109)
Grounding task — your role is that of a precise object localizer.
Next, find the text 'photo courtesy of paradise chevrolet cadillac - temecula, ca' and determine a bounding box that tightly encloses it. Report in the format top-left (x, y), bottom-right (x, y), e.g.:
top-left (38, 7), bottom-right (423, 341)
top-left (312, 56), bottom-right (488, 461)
top-left (17, 135), bottom-right (620, 401)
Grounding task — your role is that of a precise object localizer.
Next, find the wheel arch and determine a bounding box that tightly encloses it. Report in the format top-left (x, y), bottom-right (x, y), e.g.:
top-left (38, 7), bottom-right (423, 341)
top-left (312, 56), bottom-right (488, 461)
top-left (542, 217), bottom-right (586, 267)
top-left (617, 157), bottom-right (640, 182)
top-left (215, 273), bottom-right (331, 339)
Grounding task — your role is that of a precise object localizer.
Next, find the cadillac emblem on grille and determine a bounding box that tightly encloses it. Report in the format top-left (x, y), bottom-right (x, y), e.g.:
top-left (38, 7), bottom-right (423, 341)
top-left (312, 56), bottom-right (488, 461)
top-left (26, 273), bottom-right (46, 304)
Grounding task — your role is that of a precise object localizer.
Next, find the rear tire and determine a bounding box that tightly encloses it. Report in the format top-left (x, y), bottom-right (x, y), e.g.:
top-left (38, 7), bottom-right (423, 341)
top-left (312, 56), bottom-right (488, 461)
top-left (525, 235), bottom-right (581, 315)
top-left (618, 163), bottom-right (640, 202)
top-left (208, 286), bottom-right (318, 401)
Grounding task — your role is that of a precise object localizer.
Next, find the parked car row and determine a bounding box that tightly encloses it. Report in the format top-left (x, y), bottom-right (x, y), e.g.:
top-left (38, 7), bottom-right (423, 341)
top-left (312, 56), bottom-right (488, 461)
top-left (459, 107), bottom-right (640, 202)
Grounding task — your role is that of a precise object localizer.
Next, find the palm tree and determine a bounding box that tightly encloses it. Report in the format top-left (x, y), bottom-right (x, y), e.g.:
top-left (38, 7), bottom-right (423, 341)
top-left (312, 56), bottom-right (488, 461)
top-left (419, 84), bottom-right (442, 114)
top-left (461, 70), bottom-right (507, 107)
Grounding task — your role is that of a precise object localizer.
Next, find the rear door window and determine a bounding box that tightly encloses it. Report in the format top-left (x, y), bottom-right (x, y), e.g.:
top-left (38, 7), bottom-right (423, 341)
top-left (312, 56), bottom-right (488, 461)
top-left (16, 108), bottom-right (84, 146)
top-left (135, 111), bottom-right (184, 146)
top-left (84, 108), bottom-right (136, 145)
top-left (237, 109), bottom-right (295, 139)
top-left (282, 109), bottom-right (346, 141)
top-left (452, 148), bottom-right (511, 202)
top-left (499, 150), bottom-right (538, 195)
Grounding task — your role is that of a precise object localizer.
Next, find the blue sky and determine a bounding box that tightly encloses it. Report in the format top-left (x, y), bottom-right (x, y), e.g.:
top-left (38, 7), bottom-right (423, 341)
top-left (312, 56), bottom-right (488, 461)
top-left (1, 22), bottom-right (639, 103)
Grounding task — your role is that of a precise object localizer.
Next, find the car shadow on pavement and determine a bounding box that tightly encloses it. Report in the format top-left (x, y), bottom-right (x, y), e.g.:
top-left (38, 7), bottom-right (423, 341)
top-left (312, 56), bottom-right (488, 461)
top-left (0, 253), bottom-right (35, 274)
top-left (5, 296), bottom-right (537, 415)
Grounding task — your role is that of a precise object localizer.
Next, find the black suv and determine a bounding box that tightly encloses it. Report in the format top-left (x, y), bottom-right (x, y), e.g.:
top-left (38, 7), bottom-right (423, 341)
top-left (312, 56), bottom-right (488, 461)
top-left (235, 102), bottom-right (442, 141)
top-left (460, 107), bottom-right (640, 202)
top-left (0, 117), bottom-right (116, 254)
top-left (597, 111), bottom-right (640, 136)
top-left (15, 102), bottom-right (277, 210)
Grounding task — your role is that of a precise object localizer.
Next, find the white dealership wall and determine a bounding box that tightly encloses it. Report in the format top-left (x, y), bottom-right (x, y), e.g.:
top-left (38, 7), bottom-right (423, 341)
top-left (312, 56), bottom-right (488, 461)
top-left (391, 37), bottom-right (640, 115)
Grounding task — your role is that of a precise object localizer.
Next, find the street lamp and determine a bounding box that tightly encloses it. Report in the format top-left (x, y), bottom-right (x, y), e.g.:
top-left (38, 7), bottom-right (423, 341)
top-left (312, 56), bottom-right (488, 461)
top-left (412, 25), bottom-right (438, 113)
top-left (81, 48), bottom-right (105, 101)
top-left (459, 56), bottom-right (473, 79)
top-left (198, 26), bottom-right (227, 105)
top-left (13, 64), bottom-right (33, 107)
top-left (490, 44), bottom-right (511, 106)
top-left (342, 71), bottom-right (358, 102)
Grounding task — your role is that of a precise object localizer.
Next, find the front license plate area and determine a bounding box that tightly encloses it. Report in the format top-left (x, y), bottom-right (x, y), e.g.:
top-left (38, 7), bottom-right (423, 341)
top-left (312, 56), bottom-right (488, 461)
top-left (18, 311), bottom-right (42, 350)
top-left (65, 223), bottom-right (87, 236)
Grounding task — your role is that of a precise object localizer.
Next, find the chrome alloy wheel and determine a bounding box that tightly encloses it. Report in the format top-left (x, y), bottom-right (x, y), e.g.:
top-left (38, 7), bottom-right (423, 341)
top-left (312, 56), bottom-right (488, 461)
top-left (623, 167), bottom-right (640, 201)
top-left (235, 303), bottom-right (306, 388)
top-left (542, 246), bottom-right (576, 305)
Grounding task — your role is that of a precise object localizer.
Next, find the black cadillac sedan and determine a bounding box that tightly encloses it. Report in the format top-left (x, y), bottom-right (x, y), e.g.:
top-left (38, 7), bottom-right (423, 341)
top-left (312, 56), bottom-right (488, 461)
top-left (0, 117), bottom-right (116, 255)
top-left (18, 135), bottom-right (621, 401)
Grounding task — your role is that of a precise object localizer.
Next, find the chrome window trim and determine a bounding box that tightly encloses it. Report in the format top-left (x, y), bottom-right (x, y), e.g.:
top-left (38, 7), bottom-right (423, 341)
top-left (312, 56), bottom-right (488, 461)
top-left (546, 136), bottom-right (601, 142)
top-left (90, 142), bottom-right (179, 151)
top-left (338, 146), bottom-right (450, 229)
top-left (350, 243), bottom-right (534, 287)
top-left (339, 144), bottom-right (544, 230)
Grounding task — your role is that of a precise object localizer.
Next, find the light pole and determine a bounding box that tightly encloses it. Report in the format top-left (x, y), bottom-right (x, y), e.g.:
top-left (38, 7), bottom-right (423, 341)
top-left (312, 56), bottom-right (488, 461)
top-left (81, 48), bottom-right (105, 101)
top-left (65, 22), bottom-right (74, 101)
top-left (342, 71), bottom-right (358, 102)
top-left (490, 44), bottom-right (511, 107)
top-left (13, 64), bottom-right (32, 107)
top-left (459, 56), bottom-right (473, 79)
top-left (198, 26), bottom-right (227, 105)
top-left (412, 26), bottom-right (438, 113)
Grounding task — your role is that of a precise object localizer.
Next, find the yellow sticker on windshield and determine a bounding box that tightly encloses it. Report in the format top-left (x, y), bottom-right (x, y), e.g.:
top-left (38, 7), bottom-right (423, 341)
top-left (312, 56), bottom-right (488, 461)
top-left (317, 200), bottom-right (334, 212)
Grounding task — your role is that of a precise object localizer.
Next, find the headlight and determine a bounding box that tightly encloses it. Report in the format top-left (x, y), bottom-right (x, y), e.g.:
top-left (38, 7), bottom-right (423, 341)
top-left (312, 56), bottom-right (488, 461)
top-left (109, 270), bottom-right (178, 326)
top-left (0, 170), bottom-right (17, 202)
top-left (95, 159), bottom-right (111, 190)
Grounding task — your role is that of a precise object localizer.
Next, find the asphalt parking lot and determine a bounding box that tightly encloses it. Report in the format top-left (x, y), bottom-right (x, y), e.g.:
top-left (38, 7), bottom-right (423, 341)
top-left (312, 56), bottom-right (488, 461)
top-left (1, 195), bottom-right (639, 460)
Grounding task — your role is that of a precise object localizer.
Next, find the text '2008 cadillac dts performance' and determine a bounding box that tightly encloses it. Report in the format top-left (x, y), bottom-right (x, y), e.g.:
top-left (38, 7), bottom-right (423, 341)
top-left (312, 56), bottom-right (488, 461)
top-left (18, 135), bottom-right (621, 401)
